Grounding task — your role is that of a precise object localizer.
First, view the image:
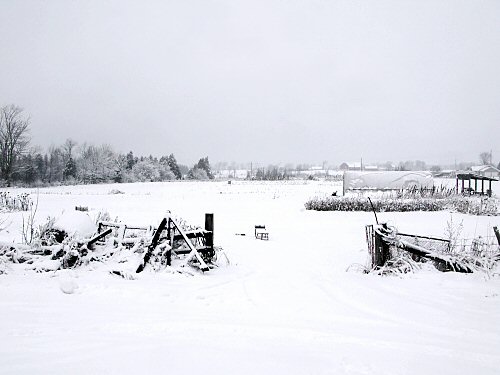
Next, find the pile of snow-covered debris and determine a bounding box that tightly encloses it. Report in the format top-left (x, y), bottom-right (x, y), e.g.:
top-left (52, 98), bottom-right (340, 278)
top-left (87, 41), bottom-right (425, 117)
top-left (0, 210), bottom-right (226, 276)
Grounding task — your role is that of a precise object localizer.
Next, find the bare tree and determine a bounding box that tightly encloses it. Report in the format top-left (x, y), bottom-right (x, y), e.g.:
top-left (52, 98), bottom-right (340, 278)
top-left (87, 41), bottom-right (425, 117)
top-left (62, 138), bottom-right (77, 160)
top-left (77, 143), bottom-right (117, 183)
top-left (479, 151), bottom-right (492, 165)
top-left (0, 105), bottom-right (30, 183)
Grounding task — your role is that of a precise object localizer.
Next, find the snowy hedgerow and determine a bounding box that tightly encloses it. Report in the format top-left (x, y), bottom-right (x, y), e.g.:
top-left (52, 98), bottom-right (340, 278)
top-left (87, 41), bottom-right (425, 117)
top-left (305, 195), bottom-right (499, 215)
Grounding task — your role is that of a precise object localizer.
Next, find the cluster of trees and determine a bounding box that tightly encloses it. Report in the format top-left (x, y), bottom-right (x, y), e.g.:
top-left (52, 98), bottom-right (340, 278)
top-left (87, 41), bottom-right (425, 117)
top-left (0, 105), bottom-right (214, 186)
top-left (2, 104), bottom-right (499, 186)
top-left (187, 157), bottom-right (214, 180)
top-left (253, 166), bottom-right (289, 181)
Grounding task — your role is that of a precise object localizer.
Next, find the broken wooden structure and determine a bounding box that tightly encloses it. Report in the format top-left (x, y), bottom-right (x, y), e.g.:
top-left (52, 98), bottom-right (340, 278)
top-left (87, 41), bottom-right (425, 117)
top-left (366, 223), bottom-right (474, 273)
top-left (96, 213), bottom-right (216, 272)
top-left (0, 211), bottom-right (223, 275)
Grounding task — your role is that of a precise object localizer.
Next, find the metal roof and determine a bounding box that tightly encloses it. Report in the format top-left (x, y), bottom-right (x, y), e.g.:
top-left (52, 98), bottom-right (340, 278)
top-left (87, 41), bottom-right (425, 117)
top-left (456, 172), bottom-right (498, 182)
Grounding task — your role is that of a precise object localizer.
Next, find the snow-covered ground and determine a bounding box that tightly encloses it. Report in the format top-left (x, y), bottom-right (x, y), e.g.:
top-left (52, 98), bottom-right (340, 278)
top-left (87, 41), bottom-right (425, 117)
top-left (0, 180), bottom-right (499, 374)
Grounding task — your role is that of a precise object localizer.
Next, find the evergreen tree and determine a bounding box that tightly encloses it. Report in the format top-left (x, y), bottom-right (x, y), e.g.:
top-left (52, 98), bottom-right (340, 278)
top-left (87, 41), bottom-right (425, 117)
top-left (126, 151), bottom-right (135, 170)
top-left (34, 153), bottom-right (45, 182)
top-left (63, 156), bottom-right (77, 180)
top-left (43, 154), bottom-right (49, 182)
top-left (195, 157), bottom-right (214, 179)
top-left (187, 167), bottom-right (208, 180)
top-left (167, 153), bottom-right (182, 179)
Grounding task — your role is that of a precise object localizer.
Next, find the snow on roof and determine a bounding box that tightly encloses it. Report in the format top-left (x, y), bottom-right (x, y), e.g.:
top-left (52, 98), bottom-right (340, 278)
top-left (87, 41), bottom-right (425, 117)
top-left (471, 165), bottom-right (500, 173)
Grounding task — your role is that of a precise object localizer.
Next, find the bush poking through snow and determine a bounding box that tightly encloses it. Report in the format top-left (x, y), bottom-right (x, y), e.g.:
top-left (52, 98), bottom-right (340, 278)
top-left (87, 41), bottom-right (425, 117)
top-left (108, 189), bottom-right (124, 195)
top-left (0, 192), bottom-right (32, 212)
top-left (306, 195), bottom-right (499, 215)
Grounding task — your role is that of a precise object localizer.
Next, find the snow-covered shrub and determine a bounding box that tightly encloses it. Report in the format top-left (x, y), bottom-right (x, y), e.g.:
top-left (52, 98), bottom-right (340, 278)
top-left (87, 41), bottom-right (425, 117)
top-left (305, 195), bottom-right (499, 215)
top-left (94, 211), bottom-right (111, 225)
top-left (305, 196), bottom-right (445, 212)
top-left (0, 256), bottom-right (8, 275)
top-left (0, 192), bottom-right (32, 212)
top-left (445, 196), bottom-right (499, 216)
top-left (158, 163), bottom-right (176, 181)
top-left (187, 167), bottom-right (209, 180)
top-left (395, 185), bottom-right (456, 199)
top-left (132, 160), bottom-right (162, 182)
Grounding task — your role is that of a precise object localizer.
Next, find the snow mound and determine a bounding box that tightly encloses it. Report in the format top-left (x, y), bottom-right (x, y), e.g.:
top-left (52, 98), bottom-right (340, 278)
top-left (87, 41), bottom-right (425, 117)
top-left (58, 270), bottom-right (80, 294)
top-left (53, 210), bottom-right (97, 238)
top-left (59, 278), bottom-right (79, 294)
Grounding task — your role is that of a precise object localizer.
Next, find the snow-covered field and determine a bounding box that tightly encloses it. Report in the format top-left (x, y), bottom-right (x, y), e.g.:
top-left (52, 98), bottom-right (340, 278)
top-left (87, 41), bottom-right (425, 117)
top-left (1, 180), bottom-right (499, 374)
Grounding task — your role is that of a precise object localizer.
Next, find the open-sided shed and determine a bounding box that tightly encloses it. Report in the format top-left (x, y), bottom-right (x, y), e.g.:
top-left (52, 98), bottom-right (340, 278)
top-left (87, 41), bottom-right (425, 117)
top-left (456, 172), bottom-right (498, 197)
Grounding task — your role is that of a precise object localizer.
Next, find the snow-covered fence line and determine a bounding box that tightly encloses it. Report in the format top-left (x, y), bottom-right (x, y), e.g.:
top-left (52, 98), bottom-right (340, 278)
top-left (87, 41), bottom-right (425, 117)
top-left (0, 192), bottom-right (32, 212)
top-left (305, 195), bottom-right (499, 215)
top-left (365, 223), bottom-right (500, 275)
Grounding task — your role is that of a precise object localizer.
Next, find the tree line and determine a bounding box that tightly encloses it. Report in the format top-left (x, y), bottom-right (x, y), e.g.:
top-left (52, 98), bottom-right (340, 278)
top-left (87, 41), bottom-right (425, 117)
top-left (0, 105), bottom-right (214, 186)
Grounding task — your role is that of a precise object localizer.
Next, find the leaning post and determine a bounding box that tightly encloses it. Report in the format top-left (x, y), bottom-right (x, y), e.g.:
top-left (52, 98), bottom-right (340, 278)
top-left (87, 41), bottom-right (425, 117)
top-left (494, 226), bottom-right (500, 247)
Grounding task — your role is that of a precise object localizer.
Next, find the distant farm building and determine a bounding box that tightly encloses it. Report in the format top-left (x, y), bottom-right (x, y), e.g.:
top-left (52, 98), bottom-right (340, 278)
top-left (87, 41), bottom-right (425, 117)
top-left (339, 162), bottom-right (379, 171)
top-left (434, 170), bottom-right (456, 178)
top-left (339, 162), bottom-right (362, 171)
top-left (470, 165), bottom-right (500, 179)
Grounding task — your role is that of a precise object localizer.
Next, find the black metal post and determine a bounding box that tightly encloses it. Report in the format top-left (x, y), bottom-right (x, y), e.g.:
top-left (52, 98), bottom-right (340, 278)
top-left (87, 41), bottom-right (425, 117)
top-left (205, 213), bottom-right (214, 248)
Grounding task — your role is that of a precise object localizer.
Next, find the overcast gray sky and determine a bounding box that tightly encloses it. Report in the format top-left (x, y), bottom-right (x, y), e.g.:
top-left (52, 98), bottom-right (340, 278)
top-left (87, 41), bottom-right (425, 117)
top-left (1, 0), bottom-right (499, 166)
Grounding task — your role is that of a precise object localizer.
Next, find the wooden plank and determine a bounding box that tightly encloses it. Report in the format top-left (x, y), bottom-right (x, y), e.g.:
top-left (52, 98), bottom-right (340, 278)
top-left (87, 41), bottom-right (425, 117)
top-left (397, 232), bottom-right (450, 243)
top-left (87, 228), bottom-right (112, 249)
top-left (169, 217), bottom-right (209, 272)
top-left (494, 226), bottom-right (500, 246)
top-left (136, 218), bottom-right (168, 273)
top-left (172, 230), bottom-right (207, 241)
top-left (398, 239), bottom-right (472, 273)
top-left (98, 221), bottom-right (121, 228)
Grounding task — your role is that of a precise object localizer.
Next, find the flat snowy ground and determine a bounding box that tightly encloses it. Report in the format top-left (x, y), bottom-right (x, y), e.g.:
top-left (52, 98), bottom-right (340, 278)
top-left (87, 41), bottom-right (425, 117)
top-left (0, 180), bottom-right (499, 374)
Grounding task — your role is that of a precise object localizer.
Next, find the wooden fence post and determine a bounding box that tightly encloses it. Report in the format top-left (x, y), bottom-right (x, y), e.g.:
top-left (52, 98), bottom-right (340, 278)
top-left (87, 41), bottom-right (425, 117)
top-left (494, 226), bottom-right (500, 247)
top-left (205, 213), bottom-right (214, 248)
